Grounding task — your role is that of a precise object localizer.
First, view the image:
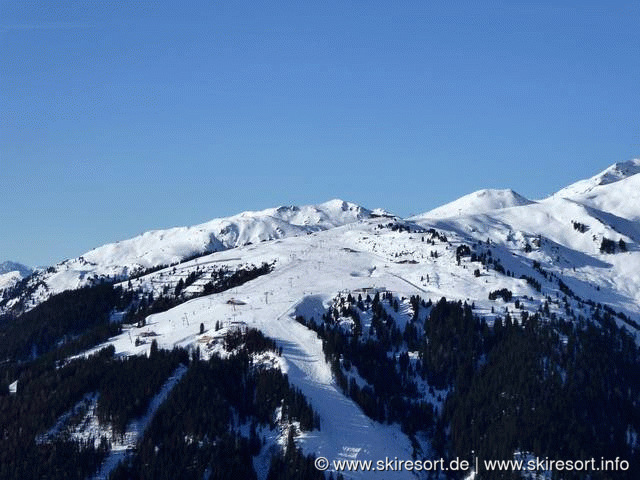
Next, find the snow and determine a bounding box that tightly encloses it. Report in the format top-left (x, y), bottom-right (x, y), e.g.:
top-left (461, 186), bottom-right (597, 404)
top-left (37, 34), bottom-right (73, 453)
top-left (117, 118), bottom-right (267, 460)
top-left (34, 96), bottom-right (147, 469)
top-left (552, 158), bottom-right (640, 199)
top-left (80, 197), bottom-right (640, 476)
top-left (2, 200), bottom-right (370, 314)
top-left (80, 199), bottom-right (369, 274)
top-left (371, 208), bottom-right (397, 218)
top-left (411, 189), bottom-right (534, 220)
top-left (0, 270), bottom-right (23, 290)
top-left (0, 261), bottom-right (31, 291)
top-left (6, 159), bottom-right (640, 478)
top-left (85, 227), bottom-right (441, 478)
top-left (410, 185), bottom-right (640, 324)
top-left (563, 174), bottom-right (640, 223)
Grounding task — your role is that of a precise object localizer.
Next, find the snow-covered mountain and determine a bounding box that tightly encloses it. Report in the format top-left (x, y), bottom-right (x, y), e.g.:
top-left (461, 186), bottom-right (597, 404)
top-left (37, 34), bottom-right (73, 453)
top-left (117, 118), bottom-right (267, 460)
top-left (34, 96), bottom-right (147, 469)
top-left (66, 157), bottom-right (638, 478)
top-left (3, 159), bottom-right (640, 479)
top-left (411, 188), bottom-right (534, 220)
top-left (1, 199), bottom-right (370, 313)
top-left (0, 261), bottom-right (32, 291)
top-left (5, 160), bottom-right (640, 332)
top-left (79, 198), bottom-right (369, 272)
top-left (553, 165), bottom-right (640, 222)
top-left (0, 261), bottom-right (32, 278)
top-left (552, 158), bottom-right (640, 199)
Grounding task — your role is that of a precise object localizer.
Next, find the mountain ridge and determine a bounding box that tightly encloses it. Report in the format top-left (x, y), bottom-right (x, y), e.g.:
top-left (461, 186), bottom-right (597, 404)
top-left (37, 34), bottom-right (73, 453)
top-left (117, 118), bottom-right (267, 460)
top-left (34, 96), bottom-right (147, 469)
top-left (3, 159), bottom-right (640, 479)
top-left (3, 160), bottom-right (640, 319)
top-left (0, 199), bottom-right (370, 313)
top-left (552, 158), bottom-right (640, 199)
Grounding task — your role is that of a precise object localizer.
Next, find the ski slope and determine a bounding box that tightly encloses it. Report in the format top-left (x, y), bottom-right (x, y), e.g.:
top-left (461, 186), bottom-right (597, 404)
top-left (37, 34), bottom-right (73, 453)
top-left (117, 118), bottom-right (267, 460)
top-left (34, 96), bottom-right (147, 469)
top-left (87, 226), bottom-right (437, 479)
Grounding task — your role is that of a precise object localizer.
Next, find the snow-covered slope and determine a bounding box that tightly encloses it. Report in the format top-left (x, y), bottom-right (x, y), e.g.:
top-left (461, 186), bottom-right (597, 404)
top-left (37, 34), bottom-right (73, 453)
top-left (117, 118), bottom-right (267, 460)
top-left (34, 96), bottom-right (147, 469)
top-left (421, 196), bottom-right (640, 320)
top-left (552, 158), bottom-right (640, 199)
top-left (82, 223), bottom-right (434, 478)
top-left (0, 271), bottom-right (24, 291)
top-left (2, 200), bottom-right (370, 313)
top-left (412, 189), bottom-right (534, 220)
top-left (556, 172), bottom-right (640, 222)
top-left (82, 198), bottom-right (369, 271)
top-left (5, 159), bottom-right (640, 479)
top-left (401, 159), bottom-right (640, 321)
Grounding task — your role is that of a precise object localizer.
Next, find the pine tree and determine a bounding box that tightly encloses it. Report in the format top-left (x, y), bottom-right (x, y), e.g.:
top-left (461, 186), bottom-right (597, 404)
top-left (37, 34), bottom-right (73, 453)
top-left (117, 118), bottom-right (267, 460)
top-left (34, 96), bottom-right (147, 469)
top-left (150, 339), bottom-right (159, 358)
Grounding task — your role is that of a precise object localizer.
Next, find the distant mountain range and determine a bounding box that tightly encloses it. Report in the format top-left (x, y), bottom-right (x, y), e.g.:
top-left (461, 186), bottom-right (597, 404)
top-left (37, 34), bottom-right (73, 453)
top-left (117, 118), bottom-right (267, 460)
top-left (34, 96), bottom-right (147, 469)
top-left (0, 261), bottom-right (32, 278)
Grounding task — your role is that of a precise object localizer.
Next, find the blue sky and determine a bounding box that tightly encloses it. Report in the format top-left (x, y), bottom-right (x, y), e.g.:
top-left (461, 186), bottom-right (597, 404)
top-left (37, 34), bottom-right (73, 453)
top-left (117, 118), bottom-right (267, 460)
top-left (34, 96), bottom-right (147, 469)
top-left (1, 1), bottom-right (639, 266)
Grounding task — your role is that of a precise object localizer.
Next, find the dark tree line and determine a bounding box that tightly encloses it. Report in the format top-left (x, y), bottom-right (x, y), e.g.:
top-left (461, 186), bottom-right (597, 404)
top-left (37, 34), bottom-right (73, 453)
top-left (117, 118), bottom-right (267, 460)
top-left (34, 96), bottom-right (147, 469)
top-left (443, 312), bottom-right (640, 479)
top-left (266, 429), bottom-right (328, 480)
top-left (110, 328), bottom-right (321, 480)
top-left (0, 321), bottom-right (324, 480)
top-left (600, 236), bottom-right (627, 254)
top-left (0, 345), bottom-right (186, 480)
top-left (0, 283), bottom-right (132, 362)
top-left (95, 345), bottom-right (188, 434)
top-left (488, 288), bottom-right (513, 302)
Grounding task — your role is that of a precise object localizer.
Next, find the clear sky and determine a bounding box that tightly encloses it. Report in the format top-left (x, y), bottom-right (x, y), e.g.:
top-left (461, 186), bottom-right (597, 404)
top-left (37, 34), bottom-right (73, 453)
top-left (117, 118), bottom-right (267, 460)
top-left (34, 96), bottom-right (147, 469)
top-left (1, 1), bottom-right (639, 267)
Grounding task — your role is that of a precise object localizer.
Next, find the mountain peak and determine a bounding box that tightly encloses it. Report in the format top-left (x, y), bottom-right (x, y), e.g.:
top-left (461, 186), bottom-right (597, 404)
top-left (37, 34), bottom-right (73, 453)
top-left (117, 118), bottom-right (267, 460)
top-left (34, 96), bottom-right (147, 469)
top-left (595, 158), bottom-right (640, 185)
top-left (412, 188), bottom-right (533, 219)
top-left (553, 158), bottom-right (640, 199)
top-left (318, 198), bottom-right (366, 213)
